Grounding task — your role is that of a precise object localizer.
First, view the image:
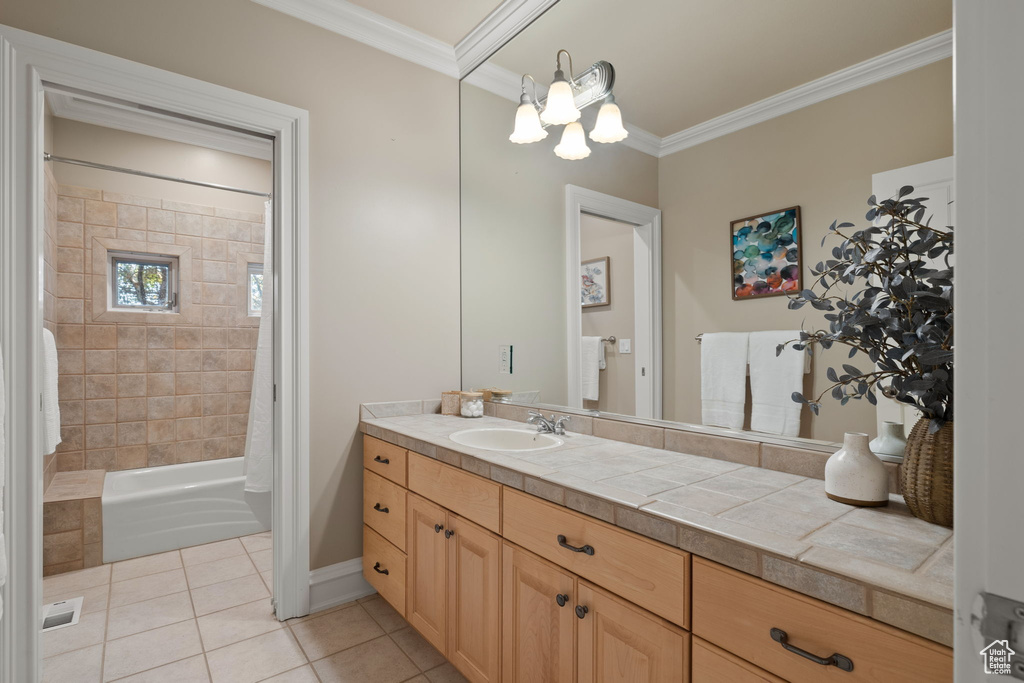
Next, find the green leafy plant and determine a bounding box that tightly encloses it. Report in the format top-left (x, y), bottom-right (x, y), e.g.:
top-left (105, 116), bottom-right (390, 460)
top-left (779, 187), bottom-right (953, 431)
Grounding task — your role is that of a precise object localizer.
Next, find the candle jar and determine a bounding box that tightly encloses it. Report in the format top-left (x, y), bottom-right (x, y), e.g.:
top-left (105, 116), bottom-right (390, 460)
top-left (460, 392), bottom-right (484, 418)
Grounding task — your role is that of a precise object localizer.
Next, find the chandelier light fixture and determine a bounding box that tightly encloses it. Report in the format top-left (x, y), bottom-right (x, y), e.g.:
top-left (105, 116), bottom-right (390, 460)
top-left (509, 49), bottom-right (628, 160)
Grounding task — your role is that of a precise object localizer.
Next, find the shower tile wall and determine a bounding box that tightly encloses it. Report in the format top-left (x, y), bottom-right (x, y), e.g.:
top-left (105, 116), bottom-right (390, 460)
top-left (52, 185), bottom-right (265, 472)
top-left (43, 164), bottom-right (59, 490)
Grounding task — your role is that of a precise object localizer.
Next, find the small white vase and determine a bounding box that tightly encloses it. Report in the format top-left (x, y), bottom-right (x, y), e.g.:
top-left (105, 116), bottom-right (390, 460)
top-left (825, 432), bottom-right (889, 507)
top-left (869, 421), bottom-right (907, 463)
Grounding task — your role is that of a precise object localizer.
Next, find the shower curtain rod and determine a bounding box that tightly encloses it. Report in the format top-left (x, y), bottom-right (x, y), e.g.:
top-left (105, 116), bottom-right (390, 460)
top-left (43, 153), bottom-right (272, 199)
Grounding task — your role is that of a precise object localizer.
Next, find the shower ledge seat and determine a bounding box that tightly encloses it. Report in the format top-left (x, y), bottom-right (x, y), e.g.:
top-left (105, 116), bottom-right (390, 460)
top-left (43, 470), bottom-right (106, 576)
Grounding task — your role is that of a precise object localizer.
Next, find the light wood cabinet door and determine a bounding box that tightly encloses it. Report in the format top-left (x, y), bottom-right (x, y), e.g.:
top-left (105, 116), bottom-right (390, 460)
top-left (502, 543), bottom-right (577, 683)
top-left (577, 581), bottom-right (688, 683)
top-left (691, 638), bottom-right (784, 683)
top-left (446, 514), bottom-right (502, 683)
top-left (406, 492), bottom-right (448, 652)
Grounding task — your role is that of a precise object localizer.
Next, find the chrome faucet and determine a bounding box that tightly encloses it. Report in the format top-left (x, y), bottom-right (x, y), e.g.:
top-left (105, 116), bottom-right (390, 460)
top-left (528, 411), bottom-right (571, 436)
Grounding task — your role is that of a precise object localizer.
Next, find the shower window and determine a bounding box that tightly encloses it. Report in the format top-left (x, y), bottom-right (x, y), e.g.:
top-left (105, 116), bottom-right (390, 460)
top-left (248, 262), bottom-right (264, 316)
top-left (109, 251), bottom-right (179, 312)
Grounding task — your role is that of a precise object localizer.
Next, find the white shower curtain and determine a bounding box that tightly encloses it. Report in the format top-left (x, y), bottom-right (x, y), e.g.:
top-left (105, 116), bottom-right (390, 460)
top-left (244, 201), bottom-right (274, 493)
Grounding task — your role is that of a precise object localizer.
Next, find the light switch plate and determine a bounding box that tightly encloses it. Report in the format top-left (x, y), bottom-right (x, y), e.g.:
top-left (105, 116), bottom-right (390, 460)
top-left (499, 345), bottom-right (513, 374)
top-left (618, 338), bottom-right (632, 354)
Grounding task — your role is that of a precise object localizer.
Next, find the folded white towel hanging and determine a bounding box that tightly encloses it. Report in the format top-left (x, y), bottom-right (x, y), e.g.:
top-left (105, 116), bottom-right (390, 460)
top-left (581, 336), bottom-right (601, 402)
top-left (41, 329), bottom-right (61, 456)
top-left (701, 332), bottom-right (748, 430)
top-left (749, 330), bottom-right (805, 437)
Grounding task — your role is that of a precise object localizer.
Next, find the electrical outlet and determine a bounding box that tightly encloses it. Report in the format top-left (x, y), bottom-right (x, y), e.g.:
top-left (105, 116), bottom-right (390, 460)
top-left (499, 345), bottom-right (513, 374)
top-left (618, 338), bottom-right (632, 354)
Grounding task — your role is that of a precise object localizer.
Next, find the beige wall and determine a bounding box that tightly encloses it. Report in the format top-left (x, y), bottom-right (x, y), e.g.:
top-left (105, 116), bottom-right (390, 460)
top-left (1, 0), bottom-right (462, 570)
top-left (461, 83), bottom-right (658, 404)
top-left (581, 214), bottom-right (635, 415)
top-left (49, 119), bottom-right (271, 214)
top-left (658, 59), bottom-right (953, 442)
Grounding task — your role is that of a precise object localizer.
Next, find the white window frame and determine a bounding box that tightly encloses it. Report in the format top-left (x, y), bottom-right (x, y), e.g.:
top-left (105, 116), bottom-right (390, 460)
top-left (109, 250), bottom-right (180, 313)
top-left (247, 261), bottom-right (264, 316)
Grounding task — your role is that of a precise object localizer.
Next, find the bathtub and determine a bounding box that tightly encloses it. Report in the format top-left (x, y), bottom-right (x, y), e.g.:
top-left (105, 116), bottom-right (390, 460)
top-left (102, 457), bottom-right (271, 563)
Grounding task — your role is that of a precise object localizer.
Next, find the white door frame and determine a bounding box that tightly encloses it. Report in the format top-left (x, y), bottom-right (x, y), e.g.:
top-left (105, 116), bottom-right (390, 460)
top-left (565, 185), bottom-right (662, 419)
top-left (0, 25), bottom-right (311, 682)
top-left (954, 1), bottom-right (1024, 679)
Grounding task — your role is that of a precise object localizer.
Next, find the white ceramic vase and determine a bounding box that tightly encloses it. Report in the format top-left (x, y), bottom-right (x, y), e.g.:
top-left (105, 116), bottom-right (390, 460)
top-left (869, 421), bottom-right (907, 463)
top-left (825, 432), bottom-right (889, 507)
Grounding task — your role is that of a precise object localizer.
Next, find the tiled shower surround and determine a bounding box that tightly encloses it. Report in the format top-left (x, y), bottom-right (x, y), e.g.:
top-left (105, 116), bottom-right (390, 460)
top-left (51, 184), bottom-right (265, 473)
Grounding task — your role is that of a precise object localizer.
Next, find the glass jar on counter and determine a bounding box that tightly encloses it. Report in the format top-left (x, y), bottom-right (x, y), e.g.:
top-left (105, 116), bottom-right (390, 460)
top-left (460, 392), bottom-right (484, 418)
top-left (491, 390), bottom-right (513, 404)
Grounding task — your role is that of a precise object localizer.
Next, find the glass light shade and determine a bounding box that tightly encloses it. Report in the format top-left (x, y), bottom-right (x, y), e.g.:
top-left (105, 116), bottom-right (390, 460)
top-left (589, 99), bottom-right (629, 143)
top-left (509, 101), bottom-right (548, 144)
top-left (540, 73), bottom-right (581, 125)
top-left (553, 122), bottom-right (591, 160)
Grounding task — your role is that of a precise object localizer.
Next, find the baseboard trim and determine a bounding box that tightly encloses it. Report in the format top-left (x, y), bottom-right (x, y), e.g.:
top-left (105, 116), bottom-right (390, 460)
top-left (308, 557), bottom-right (375, 614)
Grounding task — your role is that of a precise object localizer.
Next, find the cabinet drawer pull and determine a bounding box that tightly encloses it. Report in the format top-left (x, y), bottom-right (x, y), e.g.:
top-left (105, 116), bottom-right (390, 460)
top-left (557, 534), bottom-right (595, 556)
top-left (434, 524), bottom-right (444, 533)
top-left (770, 628), bottom-right (853, 672)
top-left (556, 594), bottom-right (568, 607)
top-left (575, 605), bottom-right (589, 620)
top-left (373, 455), bottom-right (390, 464)
top-left (373, 503), bottom-right (389, 513)
top-left (372, 562), bottom-right (389, 575)
top-left (444, 529), bottom-right (455, 539)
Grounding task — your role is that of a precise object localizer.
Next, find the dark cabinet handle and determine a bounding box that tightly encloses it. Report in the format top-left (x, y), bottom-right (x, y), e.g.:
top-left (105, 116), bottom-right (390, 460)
top-left (770, 628), bottom-right (853, 672)
top-left (373, 562), bottom-right (389, 575)
top-left (444, 529), bottom-right (455, 539)
top-left (575, 605), bottom-right (588, 620)
top-left (556, 594), bottom-right (568, 607)
top-left (373, 503), bottom-right (389, 514)
top-left (373, 455), bottom-right (390, 464)
top-left (434, 524), bottom-right (444, 533)
top-left (557, 534), bottom-right (595, 556)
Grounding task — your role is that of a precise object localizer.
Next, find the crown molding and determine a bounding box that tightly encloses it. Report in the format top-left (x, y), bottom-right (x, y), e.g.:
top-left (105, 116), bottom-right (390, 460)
top-left (454, 0), bottom-right (558, 77)
top-left (658, 29), bottom-right (952, 158)
top-left (48, 93), bottom-right (274, 160)
top-left (251, 0), bottom-right (458, 78)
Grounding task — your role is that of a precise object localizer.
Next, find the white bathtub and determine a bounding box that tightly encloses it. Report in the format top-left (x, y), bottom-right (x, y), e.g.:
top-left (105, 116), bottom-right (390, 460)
top-left (102, 457), bottom-right (271, 563)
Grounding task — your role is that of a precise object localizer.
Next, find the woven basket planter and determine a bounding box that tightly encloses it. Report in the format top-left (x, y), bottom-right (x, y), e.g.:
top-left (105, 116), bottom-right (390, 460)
top-left (900, 417), bottom-right (954, 528)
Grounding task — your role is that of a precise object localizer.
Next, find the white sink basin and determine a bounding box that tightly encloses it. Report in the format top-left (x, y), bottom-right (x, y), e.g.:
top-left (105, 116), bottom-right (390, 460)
top-left (449, 428), bottom-right (563, 452)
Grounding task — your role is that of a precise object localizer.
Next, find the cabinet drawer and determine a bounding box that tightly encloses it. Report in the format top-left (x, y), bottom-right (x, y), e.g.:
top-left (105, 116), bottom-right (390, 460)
top-left (364, 435), bottom-right (407, 486)
top-left (692, 637), bottom-right (784, 683)
top-left (692, 558), bottom-right (952, 682)
top-left (363, 525), bottom-right (406, 617)
top-left (503, 488), bottom-right (689, 628)
top-left (408, 452), bottom-right (501, 534)
top-left (363, 469), bottom-right (407, 551)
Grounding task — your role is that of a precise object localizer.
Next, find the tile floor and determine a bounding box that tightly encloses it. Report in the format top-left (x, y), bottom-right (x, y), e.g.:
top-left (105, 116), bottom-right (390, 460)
top-left (42, 533), bottom-right (467, 683)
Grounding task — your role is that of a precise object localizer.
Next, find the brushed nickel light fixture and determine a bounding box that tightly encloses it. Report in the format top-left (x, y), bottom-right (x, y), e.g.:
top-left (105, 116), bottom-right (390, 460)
top-left (509, 49), bottom-right (628, 160)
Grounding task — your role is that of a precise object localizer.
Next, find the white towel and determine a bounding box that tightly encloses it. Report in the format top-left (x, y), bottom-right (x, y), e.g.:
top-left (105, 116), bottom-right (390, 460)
top-left (749, 330), bottom-right (805, 437)
top-left (0, 340), bottom-right (6, 619)
top-left (581, 336), bottom-right (601, 402)
top-left (701, 332), bottom-right (748, 430)
top-left (41, 329), bottom-right (61, 455)
top-left (245, 201), bottom-right (274, 494)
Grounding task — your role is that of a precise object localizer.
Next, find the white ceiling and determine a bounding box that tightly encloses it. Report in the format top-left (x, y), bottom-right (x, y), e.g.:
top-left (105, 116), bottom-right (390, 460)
top-left (345, 0), bottom-right (506, 44)
top-left (487, 0), bottom-right (952, 137)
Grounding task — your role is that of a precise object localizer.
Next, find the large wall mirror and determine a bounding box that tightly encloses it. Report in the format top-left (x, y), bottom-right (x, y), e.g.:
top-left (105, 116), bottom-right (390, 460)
top-left (461, 0), bottom-right (952, 446)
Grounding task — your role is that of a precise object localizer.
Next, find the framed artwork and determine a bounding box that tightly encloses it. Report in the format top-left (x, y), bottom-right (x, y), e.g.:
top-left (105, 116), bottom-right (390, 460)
top-left (581, 257), bottom-right (610, 307)
top-left (730, 205), bottom-right (802, 300)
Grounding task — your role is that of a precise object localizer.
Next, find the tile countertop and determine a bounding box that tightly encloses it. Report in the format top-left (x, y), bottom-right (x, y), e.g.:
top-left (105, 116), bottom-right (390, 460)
top-left (360, 410), bottom-right (954, 647)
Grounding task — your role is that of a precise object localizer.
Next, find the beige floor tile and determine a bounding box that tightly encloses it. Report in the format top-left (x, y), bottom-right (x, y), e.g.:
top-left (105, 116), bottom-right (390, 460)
top-left (205, 629), bottom-right (307, 683)
top-left (259, 665), bottom-right (319, 682)
top-left (260, 570), bottom-right (273, 591)
top-left (240, 533), bottom-right (272, 554)
top-left (190, 574), bottom-right (269, 617)
top-left (42, 610), bottom-right (107, 658)
top-left (390, 627), bottom-right (445, 671)
top-left (45, 582), bottom-right (109, 614)
top-left (402, 677), bottom-right (429, 683)
top-left (109, 568), bottom-right (188, 608)
top-left (114, 655), bottom-right (211, 682)
top-left (181, 538), bottom-right (246, 566)
top-left (424, 662), bottom-right (470, 683)
top-left (185, 554), bottom-right (256, 589)
top-left (290, 603), bottom-right (383, 660)
top-left (311, 636), bottom-right (419, 683)
top-left (107, 591), bottom-right (195, 640)
top-left (103, 619), bottom-right (203, 681)
top-left (197, 598), bottom-right (281, 651)
top-left (359, 595), bottom-right (407, 634)
top-left (42, 642), bottom-right (103, 683)
top-left (112, 550), bottom-right (183, 582)
top-left (43, 564), bottom-right (111, 598)
top-left (248, 548), bottom-right (272, 573)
